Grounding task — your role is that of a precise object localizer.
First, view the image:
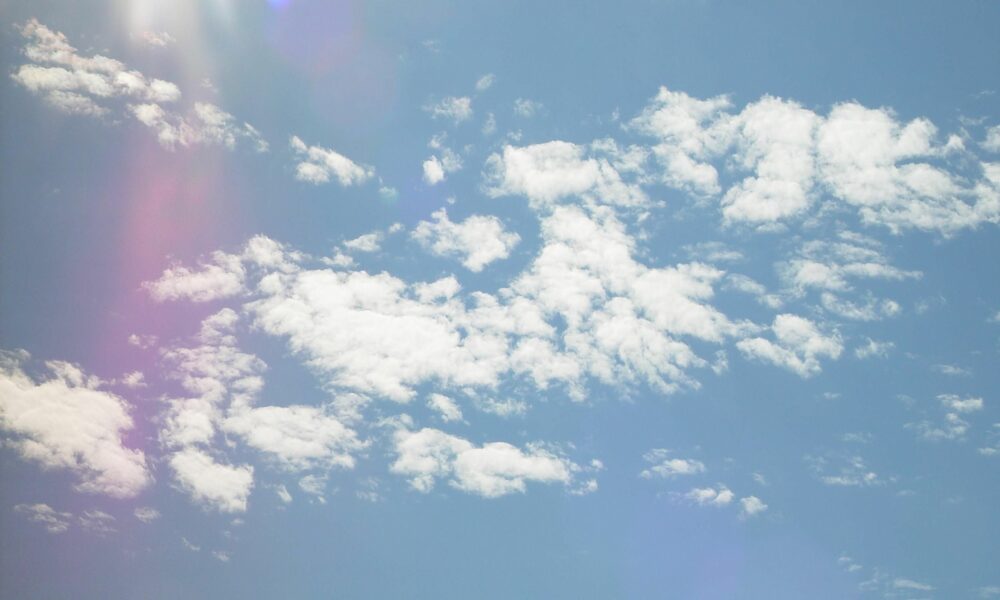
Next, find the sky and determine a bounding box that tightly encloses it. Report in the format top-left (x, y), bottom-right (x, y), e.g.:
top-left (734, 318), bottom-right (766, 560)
top-left (1, 1), bottom-right (999, 598)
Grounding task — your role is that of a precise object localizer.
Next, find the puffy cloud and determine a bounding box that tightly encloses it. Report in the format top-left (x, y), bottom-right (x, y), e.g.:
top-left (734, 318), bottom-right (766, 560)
top-left (639, 449), bottom-right (706, 479)
top-left (738, 495), bottom-right (768, 518)
top-left (628, 86), bottom-right (732, 196)
top-left (683, 485), bottom-right (734, 507)
top-left (11, 19), bottom-right (181, 115)
top-left (343, 232), bottom-right (383, 253)
top-left (412, 208), bottom-right (521, 271)
top-left (427, 393), bottom-right (463, 422)
top-left (129, 100), bottom-right (268, 153)
top-left (390, 427), bottom-right (579, 498)
top-left (14, 503), bottom-right (73, 533)
top-left (737, 314), bottom-right (842, 377)
top-left (484, 141), bottom-right (648, 209)
top-left (169, 447), bottom-right (254, 513)
top-left (0, 352), bottom-right (151, 498)
top-left (144, 250), bottom-right (245, 302)
top-left (630, 86), bottom-right (1000, 233)
top-left (720, 96), bottom-right (820, 224)
top-left (290, 136), bottom-right (373, 186)
top-left (425, 96), bottom-right (472, 123)
top-left (276, 484), bottom-right (293, 504)
top-left (223, 404), bottom-right (364, 471)
top-left (423, 156), bottom-right (446, 184)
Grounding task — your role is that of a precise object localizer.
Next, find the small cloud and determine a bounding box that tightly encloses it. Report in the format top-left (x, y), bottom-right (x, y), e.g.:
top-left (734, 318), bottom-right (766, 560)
top-left (15, 503), bottom-right (72, 534)
top-left (134, 507), bottom-right (161, 523)
top-left (138, 31), bottom-right (175, 47)
top-left (475, 74), bottom-right (495, 92)
top-left (425, 96), bottom-right (472, 124)
top-left (513, 98), bottom-right (542, 118)
top-left (738, 495), bottom-right (768, 518)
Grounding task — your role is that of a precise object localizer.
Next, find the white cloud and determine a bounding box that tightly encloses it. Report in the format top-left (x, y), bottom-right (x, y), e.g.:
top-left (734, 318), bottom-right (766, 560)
top-left (79, 509), bottom-right (116, 534)
top-left (290, 136), bottom-right (373, 186)
top-left (343, 232), bottom-right (383, 253)
top-left (513, 98), bottom-right (542, 118)
top-left (134, 507), bottom-right (161, 523)
top-left (939, 394), bottom-right (983, 413)
top-left (629, 86), bottom-right (1000, 233)
top-left (893, 578), bottom-right (934, 592)
top-left (683, 485), bottom-right (734, 507)
top-left (807, 454), bottom-right (882, 487)
top-left (984, 125), bottom-right (1000, 153)
top-left (933, 363), bottom-right (972, 377)
top-left (276, 484), bottom-right (293, 504)
top-left (738, 495), bottom-right (768, 518)
top-left (737, 314), bottom-right (842, 377)
top-left (169, 447), bottom-right (254, 513)
top-left (138, 30), bottom-right (175, 47)
top-left (15, 503), bottom-right (73, 533)
top-left (423, 156), bottom-right (446, 184)
top-left (0, 352), bottom-right (151, 498)
top-left (412, 208), bottom-right (521, 271)
top-left (129, 102), bottom-right (268, 152)
top-left (854, 338), bottom-right (894, 359)
top-left (144, 250), bottom-right (245, 302)
top-left (427, 393), bottom-right (463, 422)
top-left (391, 426), bottom-right (580, 497)
top-left (485, 141), bottom-right (648, 209)
top-left (425, 96), bottom-right (472, 124)
top-left (639, 449), bottom-right (706, 479)
top-left (475, 74), bottom-right (495, 92)
top-left (12, 19), bottom-right (181, 114)
top-left (223, 404), bottom-right (364, 471)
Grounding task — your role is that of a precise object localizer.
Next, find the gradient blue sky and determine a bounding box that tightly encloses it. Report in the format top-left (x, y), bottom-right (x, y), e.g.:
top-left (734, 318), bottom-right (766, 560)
top-left (2, 1), bottom-right (1000, 598)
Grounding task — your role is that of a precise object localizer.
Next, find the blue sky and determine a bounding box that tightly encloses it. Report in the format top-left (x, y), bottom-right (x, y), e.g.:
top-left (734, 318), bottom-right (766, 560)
top-left (1, 1), bottom-right (999, 598)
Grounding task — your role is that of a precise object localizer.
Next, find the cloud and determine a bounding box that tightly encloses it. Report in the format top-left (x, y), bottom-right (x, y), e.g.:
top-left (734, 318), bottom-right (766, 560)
top-left (485, 141), bottom-right (648, 209)
top-left (134, 507), bottom-right (161, 523)
top-left (854, 338), bottom-right (894, 359)
top-left (639, 449), bottom-right (706, 479)
top-left (738, 495), bottom-right (768, 518)
top-left (907, 394), bottom-right (983, 442)
top-left (893, 578), bottom-right (934, 592)
top-left (425, 96), bottom-right (473, 124)
top-left (0, 352), bottom-right (151, 498)
top-left (343, 232), bottom-right (383, 252)
top-left (137, 31), bottom-right (175, 47)
top-left (737, 314), bottom-right (842, 377)
top-left (629, 86), bottom-right (1000, 233)
top-left (412, 208), bottom-right (521, 271)
top-left (169, 447), bottom-right (254, 513)
top-left (427, 393), bottom-right (463, 422)
top-left (390, 426), bottom-right (581, 498)
top-left (79, 509), bottom-right (116, 535)
top-left (223, 404), bottom-right (364, 471)
top-left (276, 484), bottom-right (293, 504)
top-left (683, 485), bottom-right (734, 507)
top-left (806, 454), bottom-right (883, 487)
top-left (422, 156), bottom-right (446, 184)
top-left (290, 136), bottom-right (373, 186)
top-left (129, 102), bottom-right (270, 152)
top-left (984, 125), bottom-right (1000, 153)
top-left (14, 503), bottom-right (73, 533)
top-left (513, 98), bottom-right (542, 118)
top-left (475, 74), bottom-right (495, 92)
top-left (12, 19), bottom-right (181, 116)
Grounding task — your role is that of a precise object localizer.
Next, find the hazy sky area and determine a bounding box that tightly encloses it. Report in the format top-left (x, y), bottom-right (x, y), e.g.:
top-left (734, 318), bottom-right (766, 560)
top-left (1, 1), bottom-right (999, 598)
